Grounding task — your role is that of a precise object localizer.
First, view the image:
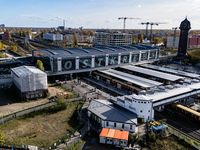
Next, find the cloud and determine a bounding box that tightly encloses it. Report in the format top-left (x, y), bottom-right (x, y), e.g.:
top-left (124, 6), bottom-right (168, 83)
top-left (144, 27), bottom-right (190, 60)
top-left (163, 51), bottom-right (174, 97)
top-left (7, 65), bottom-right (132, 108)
top-left (138, 5), bottom-right (142, 8)
top-left (105, 19), bottom-right (112, 23)
top-left (190, 6), bottom-right (200, 10)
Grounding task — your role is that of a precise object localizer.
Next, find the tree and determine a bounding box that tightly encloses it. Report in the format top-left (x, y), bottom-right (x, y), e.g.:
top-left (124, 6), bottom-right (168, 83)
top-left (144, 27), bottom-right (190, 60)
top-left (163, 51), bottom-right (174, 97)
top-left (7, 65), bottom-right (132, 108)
top-left (36, 60), bottom-right (44, 71)
top-left (74, 33), bottom-right (78, 46)
top-left (0, 130), bottom-right (5, 146)
top-left (11, 45), bottom-right (17, 52)
top-left (140, 34), bottom-right (143, 43)
top-left (162, 37), bottom-right (167, 47)
top-left (55, 95), bottom-right (67, 110)
top-left (0, 41), bottom-right (4, 50)
top-left (154, 37), bottom-right (162, 46)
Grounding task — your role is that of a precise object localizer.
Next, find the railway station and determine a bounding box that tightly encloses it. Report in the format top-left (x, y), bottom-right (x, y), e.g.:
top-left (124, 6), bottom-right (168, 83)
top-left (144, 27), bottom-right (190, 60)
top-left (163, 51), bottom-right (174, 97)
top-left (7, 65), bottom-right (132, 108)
top-left (32, 44), bottom-right (159, 76)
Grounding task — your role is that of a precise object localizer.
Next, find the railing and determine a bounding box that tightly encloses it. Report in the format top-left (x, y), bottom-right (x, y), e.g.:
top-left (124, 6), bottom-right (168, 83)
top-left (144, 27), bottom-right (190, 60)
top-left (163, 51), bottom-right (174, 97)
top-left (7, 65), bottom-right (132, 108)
top-left (168, 127), bottom-right (200, 150)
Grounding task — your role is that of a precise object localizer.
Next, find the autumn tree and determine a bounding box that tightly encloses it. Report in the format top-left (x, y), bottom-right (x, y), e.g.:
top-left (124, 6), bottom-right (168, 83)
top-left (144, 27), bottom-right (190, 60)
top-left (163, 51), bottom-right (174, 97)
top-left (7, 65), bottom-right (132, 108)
top-left (140, 34), bottom-right (143, 43)
top-left (11, 45), bottom-right (17, 52)
top-left (74, 33), bottom-right (78, 46)
top-left (0, 130), bottom-right (5, 146)
top-left (36, 60), bottom-right (45, 71)
top-left (0, 41), bottom-right (4, 50)
top-left (154, 37), bottom-right (162, 46)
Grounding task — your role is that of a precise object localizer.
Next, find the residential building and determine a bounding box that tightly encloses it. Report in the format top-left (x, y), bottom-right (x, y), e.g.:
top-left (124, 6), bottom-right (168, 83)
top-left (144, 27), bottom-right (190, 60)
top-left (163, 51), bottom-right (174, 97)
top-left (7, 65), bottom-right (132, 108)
top-left (43, 33), bottom-right (63, 41)
top-left (93, 31), bottom-right (132, 46)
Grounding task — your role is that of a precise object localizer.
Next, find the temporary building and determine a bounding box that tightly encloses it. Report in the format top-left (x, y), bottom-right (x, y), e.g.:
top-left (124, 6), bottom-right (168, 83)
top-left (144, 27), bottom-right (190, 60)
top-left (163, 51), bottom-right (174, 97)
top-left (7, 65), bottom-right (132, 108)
top-left (99, 128), bottom-right (129, 148)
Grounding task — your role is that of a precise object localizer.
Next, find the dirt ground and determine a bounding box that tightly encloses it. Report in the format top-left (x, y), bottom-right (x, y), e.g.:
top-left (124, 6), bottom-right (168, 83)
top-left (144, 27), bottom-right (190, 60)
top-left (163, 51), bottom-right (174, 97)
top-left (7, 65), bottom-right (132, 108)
top-left (0, 86), bottom-right (64, 116)
top-left (0, 101), bottom-right (79, 148)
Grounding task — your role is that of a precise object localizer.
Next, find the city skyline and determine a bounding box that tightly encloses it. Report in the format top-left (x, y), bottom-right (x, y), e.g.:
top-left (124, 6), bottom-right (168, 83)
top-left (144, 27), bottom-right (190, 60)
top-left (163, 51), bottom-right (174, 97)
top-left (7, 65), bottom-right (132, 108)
top-left (1, 0), bottom-right (200, 29)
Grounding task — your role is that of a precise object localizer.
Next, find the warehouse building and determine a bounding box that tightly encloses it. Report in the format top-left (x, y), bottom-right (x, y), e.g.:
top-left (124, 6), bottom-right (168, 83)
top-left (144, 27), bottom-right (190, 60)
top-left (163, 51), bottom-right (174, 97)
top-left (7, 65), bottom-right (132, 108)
top-left (11, 66), bottom-right (48, 100)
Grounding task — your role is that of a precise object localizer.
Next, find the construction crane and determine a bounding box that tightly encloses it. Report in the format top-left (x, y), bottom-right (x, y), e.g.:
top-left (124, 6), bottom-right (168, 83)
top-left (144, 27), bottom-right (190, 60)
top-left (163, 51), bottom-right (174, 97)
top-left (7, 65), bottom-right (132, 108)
top-left (118, 17), bottom-right (141, 33)
top-left (140, 22), bottom-right (167, 41)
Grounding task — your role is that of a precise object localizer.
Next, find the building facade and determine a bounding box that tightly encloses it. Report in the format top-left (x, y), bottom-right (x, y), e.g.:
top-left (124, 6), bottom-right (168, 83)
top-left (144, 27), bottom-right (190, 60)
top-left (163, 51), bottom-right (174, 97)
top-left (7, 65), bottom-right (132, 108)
top-left (43, 33), bottom-right (63, 41)
top-left (94, 32), bottom-right (132, 46)
top-left (87, 100), bottom-right (137, 133)
top-left (32, 45), bottom-right (159, 75)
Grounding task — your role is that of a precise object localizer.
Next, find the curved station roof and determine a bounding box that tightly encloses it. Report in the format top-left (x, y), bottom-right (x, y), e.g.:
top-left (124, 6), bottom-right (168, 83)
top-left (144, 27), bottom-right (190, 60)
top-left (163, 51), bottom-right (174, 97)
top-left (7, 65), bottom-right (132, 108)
top-left (32, 44), bottom-right (158, 58)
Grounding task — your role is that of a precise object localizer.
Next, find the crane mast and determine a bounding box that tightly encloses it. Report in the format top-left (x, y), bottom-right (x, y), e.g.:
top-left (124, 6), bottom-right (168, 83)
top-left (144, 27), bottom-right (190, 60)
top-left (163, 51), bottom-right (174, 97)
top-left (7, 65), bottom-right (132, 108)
top-left (118, 17), bottom-right (141, 33)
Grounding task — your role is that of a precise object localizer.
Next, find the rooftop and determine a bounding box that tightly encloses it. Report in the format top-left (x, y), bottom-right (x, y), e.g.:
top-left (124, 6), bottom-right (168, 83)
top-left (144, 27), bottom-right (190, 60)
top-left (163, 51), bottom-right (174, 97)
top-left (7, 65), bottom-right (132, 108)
top-left (33, 44), bottom-right (158, 58)
top-left (140, 64), bottom-right (200, 79)
top-left (99, 69), bottom-right (162, 88)
top-left (88, 99), bottom-right (137, 125)
top-left (120, 65), bottom-right (183, 82)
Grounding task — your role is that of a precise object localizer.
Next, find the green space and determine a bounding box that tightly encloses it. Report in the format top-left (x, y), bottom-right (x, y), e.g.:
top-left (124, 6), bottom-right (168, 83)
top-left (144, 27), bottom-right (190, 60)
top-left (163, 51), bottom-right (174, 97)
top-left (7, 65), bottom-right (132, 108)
top-left (0, 101), bottom-right (80, 148)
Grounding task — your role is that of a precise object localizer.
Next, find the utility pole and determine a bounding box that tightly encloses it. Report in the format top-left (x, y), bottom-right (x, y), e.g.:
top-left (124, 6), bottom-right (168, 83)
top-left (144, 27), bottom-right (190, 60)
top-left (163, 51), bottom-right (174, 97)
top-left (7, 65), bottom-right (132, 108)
top-left (172, 27), bottom-right (178, 49)
top-left (118, 17), bottom-right (141, 33)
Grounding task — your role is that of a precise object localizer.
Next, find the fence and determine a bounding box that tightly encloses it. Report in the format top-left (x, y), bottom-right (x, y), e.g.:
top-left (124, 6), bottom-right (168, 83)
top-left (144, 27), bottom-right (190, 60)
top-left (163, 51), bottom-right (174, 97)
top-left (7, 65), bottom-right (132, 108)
top-left (168, 127), bottom-right (200, 150)
top-left (0, 97), bottom-right (83, 125)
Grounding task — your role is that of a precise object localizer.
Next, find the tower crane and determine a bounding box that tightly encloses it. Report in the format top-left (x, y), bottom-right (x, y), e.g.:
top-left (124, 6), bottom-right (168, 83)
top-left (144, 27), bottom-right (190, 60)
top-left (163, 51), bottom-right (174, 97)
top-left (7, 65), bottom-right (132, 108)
top-left (118, 17), bottom-right (141, 33)
top-left (140, 22), bottom-right (168, 41)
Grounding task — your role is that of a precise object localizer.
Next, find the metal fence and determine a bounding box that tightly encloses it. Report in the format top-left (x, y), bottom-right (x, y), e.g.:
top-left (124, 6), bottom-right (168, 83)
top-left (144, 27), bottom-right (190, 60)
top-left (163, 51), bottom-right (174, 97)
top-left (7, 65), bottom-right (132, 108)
top-left (169, 128), bottom-right (200, 150)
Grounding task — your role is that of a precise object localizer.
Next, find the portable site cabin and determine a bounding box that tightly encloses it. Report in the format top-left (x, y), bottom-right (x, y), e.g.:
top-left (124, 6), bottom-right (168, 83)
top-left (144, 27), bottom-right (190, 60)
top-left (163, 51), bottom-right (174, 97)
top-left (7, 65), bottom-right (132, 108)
top-left (99, 128), bottom-right (109, 144)
top-left (113, 130), bottom-right (121, 146)
top-left (120, 131), bottom-right (129, 147)
top-left (99, 128), bottom-right (129, 148)
top-left (106, 129), bottom-right (115, 144)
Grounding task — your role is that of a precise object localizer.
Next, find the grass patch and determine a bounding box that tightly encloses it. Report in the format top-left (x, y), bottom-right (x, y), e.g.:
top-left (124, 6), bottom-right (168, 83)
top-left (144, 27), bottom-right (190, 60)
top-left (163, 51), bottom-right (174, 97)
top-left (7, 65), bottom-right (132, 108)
top-left (0, 101), bottom-right (80, 149)
top-left (65, 139), bottom-right (83, 150)
top-left (148, 135), bottom-right (197, 150)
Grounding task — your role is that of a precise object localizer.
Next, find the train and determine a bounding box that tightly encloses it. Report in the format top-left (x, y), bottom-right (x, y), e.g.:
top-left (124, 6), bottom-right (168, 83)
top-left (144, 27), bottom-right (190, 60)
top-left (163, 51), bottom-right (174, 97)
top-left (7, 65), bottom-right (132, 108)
top-left (170, 103), bottom-right (200, 121)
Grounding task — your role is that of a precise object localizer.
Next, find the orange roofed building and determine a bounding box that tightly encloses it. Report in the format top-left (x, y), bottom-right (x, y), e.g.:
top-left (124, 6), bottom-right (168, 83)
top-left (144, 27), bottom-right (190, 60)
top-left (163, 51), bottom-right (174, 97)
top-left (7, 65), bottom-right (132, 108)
top-left (99, 128), bottom-right (129, 148)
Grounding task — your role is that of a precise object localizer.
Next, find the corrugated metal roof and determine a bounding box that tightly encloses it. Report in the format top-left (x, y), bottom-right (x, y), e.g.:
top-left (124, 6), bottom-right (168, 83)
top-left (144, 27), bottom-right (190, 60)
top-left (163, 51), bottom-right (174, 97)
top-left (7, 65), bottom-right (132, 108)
top-left (140, 64), bottom-right (200, 78)
top-left (120, 65), bottom-right (183, 81)
top-left (100, 69), bottom-right (162, 88)
top-left (120, 131), bottom-right (129, 140)
top-left (33, 44), bottom-right (158, 58)
top-left (99, 128), bottom-right (109, 137)
top-left (113, 130), bottom-right (122, 139)
top-left (107, 129), bottom-right (115, 138)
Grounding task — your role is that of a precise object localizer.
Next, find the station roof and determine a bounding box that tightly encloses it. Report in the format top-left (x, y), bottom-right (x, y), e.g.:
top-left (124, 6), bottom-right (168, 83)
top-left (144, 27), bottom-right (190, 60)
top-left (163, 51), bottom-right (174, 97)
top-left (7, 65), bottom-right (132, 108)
top-left (88, 99), bottom-right (137, 125)
top-left (120, 65), bottom-right (183, 82)
top-left (140, 64), bottom-right (200, 79)
top-left (32, 44), bottom-right (158, 58)
top-left (125, 82), bottom-right (200, 103)
top-left (99, 69), bottom-right (162, 88)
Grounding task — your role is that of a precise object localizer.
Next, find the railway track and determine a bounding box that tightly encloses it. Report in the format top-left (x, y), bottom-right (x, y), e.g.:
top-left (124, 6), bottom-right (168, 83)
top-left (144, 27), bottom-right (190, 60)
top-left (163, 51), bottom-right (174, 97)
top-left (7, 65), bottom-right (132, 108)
top-left (155, 112), bottom-right (200, 143)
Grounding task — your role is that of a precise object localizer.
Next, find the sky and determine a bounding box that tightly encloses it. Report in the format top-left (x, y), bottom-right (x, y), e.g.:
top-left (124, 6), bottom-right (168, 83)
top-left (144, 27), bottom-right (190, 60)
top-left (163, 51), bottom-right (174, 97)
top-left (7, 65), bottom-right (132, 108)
top-left (1, 0), bottom-right (200, 30)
